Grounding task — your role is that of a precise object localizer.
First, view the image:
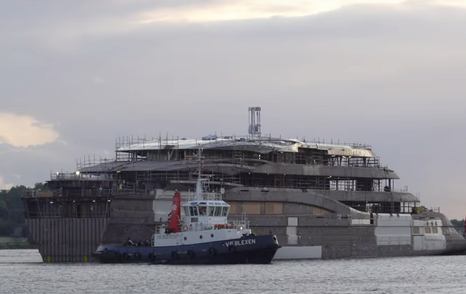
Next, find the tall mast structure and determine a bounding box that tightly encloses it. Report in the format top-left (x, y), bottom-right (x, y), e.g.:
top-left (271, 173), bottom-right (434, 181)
top-left (248, 106), bottom-right (262, 138)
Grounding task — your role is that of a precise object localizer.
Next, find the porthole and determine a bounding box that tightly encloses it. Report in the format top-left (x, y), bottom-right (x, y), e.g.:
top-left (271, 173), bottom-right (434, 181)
top-left (199, 235), bottom-right (203, 239)
top-left (211, 234), bottom-right (214, 238)
top-left (184, 237), bottom-right (187, 241)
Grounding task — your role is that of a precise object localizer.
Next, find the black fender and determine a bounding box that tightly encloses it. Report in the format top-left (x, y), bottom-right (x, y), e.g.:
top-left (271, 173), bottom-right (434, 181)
top-left (187, 250), bottom-right (196, 259)
top-left (208, 247), bottom-right (217, 256)
top-left (171, 251), bottom-right (179, 260)
top-left (148, 253), bottom-right (156, 262)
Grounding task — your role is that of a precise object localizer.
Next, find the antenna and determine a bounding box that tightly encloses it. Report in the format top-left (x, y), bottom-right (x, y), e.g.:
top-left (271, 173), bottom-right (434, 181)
top-left (195, 147), bottom-right (203, 200)
top-left (248, 106), bottom-right (261, 138)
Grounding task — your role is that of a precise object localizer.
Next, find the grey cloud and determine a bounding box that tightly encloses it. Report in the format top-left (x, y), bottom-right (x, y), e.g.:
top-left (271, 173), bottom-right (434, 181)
top-left (1, 3), bottom-right (466, 217)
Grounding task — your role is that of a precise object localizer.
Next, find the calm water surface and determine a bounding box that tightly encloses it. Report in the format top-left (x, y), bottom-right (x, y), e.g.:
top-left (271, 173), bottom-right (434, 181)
top-left (1, 250), bottom-right (465, 294)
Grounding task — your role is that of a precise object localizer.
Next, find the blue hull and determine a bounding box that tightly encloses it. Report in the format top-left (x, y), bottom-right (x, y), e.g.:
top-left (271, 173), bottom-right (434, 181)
top-left (94, 235), bottom-right (279, 264)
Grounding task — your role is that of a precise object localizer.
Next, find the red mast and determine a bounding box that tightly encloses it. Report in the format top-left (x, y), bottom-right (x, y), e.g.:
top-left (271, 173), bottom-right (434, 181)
top-left (167, 191), bottom-right (181, 233)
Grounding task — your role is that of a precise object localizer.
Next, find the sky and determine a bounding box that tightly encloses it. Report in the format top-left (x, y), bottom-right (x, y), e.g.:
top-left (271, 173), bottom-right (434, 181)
top-left (1, 0), bottom-right (466, 218)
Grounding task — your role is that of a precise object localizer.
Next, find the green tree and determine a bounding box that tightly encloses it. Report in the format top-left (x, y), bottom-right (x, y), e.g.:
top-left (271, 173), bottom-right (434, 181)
top-left (0, 186), bottom-right (28, 237)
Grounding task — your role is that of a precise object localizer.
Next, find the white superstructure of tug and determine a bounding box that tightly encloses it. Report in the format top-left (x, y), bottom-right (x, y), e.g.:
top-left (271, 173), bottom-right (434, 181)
top-left (152, 179), bottom-right (252, 247)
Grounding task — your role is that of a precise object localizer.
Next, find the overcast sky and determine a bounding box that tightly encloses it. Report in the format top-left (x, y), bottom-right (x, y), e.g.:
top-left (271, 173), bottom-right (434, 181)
top-left (1, 0), bottom-right (466, 218)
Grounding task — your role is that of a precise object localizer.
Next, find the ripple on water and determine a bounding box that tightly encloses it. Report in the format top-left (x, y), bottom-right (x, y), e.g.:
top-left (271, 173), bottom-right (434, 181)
top-left (1, 250), bottom-right (465, 294)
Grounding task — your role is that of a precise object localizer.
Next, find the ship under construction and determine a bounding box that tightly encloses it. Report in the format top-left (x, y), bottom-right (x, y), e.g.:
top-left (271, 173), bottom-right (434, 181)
top-left (23, 107), bottom-right (466, 262)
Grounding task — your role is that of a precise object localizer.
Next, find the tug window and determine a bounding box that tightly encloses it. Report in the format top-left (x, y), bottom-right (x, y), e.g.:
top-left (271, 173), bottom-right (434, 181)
top-left (214, 206), bottom-right (222, 216)
top-left (221, 207), bottom-right (229, 216)
top-left (190, 206), bottom-right (198, 216)
top-left (199, 206), bottom-right (207, 216)
top-left (208, 206), bottom-right (215, 216)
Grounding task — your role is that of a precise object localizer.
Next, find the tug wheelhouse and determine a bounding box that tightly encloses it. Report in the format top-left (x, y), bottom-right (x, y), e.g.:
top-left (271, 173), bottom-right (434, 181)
top-left (182, 200), bottom-right (230, 229)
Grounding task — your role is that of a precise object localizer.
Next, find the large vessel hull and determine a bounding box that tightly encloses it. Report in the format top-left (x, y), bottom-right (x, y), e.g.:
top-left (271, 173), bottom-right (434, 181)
top-left (23, 192), bottom-right (466, 262)
top-left (25, 217), bottom-right (108, 262)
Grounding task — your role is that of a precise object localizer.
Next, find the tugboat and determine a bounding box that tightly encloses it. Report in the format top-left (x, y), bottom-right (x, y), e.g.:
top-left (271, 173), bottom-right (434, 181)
top-left (94, 178), bottom-right (280, 264)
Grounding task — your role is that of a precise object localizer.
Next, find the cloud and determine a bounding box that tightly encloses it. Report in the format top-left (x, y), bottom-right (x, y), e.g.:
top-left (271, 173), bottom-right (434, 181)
top-left (134, 0), bottom-right (466, 24)
top-left (2, 0), bottom-right (466, 52)
top-left (136, 0), bottom-right (406, 23)
top-left (423, 0), bottom-right (466, 8)
top-left (0, 113), bottom-right (59, 148)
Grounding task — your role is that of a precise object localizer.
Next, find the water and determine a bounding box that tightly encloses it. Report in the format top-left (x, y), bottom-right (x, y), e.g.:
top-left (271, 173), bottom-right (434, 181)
top-left (1, 250), bottom-right (465, 294)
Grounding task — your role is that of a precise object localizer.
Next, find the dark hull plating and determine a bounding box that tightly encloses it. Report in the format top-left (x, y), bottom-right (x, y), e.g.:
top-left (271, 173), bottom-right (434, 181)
top-left (94, 235), bottom-right (279, 264)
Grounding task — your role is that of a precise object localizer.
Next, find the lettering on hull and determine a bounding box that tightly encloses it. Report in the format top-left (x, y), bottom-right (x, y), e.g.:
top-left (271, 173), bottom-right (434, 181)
top-left (224, 238), bottom-right (256, 247)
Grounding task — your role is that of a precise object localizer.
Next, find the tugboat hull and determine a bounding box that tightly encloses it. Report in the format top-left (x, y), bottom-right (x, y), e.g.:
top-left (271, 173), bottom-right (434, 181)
top-left (94, 235), bottom-right (279, 264)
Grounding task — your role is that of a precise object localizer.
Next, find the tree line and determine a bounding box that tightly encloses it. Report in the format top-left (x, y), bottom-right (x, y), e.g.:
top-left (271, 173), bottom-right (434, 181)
top-left (0, 186), bottom-right (28, 237)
